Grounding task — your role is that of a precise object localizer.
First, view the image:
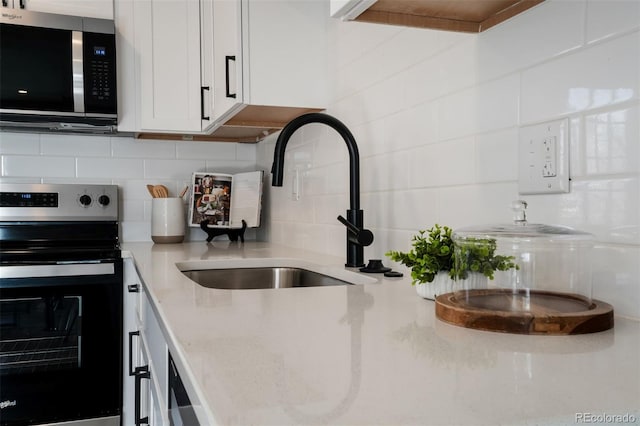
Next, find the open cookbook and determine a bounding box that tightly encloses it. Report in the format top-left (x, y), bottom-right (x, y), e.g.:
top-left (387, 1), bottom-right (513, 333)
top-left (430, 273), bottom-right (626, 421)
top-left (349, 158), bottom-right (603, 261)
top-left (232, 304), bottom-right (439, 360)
top-left (188, 171), bottom-right (263, 228)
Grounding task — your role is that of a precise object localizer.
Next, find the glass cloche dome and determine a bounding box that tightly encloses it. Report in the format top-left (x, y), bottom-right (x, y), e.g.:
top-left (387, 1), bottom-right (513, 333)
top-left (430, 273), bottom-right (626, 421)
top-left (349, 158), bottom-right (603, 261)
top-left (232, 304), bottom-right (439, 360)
top-left (435, 201), bottom-right (614, 335)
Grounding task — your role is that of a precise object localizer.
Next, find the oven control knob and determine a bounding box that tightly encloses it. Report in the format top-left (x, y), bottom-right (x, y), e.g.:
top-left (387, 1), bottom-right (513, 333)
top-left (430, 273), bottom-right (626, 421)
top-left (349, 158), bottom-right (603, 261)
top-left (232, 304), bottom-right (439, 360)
top-left (79, 194), bottom-right (92, 207)
top-left (98, 195), bottom-right (110, 206)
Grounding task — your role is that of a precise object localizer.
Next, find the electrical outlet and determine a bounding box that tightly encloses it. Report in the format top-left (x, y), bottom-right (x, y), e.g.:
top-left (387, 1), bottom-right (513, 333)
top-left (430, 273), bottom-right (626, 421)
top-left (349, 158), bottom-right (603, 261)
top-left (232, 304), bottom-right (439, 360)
top-left (518, 119), bottom-right (570, 195)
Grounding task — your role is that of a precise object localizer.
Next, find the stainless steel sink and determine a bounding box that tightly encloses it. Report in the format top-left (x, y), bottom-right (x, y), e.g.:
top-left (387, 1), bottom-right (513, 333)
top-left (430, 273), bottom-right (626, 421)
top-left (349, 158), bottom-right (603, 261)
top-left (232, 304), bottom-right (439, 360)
top-left (180, 267), bottom-right (352, 289)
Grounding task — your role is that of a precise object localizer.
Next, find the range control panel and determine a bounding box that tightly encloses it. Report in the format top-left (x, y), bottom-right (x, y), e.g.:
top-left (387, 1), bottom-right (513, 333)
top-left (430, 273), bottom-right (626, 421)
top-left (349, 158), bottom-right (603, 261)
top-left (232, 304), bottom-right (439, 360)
top-left (1, 191), bottom-right (59, 208)
top-left (0, 183), bottom-right (118, 221)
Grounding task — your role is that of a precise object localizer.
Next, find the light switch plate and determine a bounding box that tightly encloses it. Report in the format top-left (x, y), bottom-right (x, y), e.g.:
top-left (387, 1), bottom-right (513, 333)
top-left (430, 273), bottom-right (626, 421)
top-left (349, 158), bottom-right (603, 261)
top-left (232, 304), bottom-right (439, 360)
top-left (518, 119), bottom-right (570, 195)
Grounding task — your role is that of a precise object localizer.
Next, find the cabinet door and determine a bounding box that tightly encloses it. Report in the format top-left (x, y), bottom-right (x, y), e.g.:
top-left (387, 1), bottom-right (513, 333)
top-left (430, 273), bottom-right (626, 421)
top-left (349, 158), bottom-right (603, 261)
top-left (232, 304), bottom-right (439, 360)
top-left (211, 0), bottom-right (244, 123)
top-left (123, 258), bottom-right (142, 426)
top-left (199, 0), bottom-right (214, 131)
top-left (19, 0), bottom-right (114, 19)
top-left (136, 0), bottom-right (203, 132)
top-left (138, 339), bottom-right (170, 426)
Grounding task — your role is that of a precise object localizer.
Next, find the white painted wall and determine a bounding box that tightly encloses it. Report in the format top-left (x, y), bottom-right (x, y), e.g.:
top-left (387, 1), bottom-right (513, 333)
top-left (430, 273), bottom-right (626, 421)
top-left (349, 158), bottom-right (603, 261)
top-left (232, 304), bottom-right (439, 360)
top-left (256, 0), bottom-right (640, 319)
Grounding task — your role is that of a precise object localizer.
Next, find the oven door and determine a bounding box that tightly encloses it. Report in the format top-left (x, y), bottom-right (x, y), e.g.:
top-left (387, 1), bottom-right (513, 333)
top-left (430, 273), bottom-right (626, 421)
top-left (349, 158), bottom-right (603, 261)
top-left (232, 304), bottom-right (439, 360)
top-left (0, 259), bottom-right (123, 426)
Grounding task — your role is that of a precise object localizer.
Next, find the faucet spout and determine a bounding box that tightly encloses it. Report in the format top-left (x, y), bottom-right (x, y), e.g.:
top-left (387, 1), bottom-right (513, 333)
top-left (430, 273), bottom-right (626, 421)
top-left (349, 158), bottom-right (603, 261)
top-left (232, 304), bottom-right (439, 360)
top-left (271, 113), bottom-right (372, 267)
top-left (271, 113), bottom-right (361, 211)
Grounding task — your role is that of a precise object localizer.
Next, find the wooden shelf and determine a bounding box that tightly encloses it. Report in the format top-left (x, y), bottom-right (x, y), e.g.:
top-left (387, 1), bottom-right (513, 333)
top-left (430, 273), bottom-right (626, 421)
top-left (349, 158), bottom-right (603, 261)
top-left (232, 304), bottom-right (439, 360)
top-left (353, 0), bottom-right (545, 33)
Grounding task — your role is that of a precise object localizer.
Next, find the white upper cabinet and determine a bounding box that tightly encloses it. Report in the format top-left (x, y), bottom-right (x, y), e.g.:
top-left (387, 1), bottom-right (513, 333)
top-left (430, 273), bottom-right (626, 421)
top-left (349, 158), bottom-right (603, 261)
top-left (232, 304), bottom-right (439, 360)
top-left (211, 0), bottom-right (328, 129)
top-left (115, 0), bottom-right (327, 140)
top-left (1, 0), bottom-right (113, 20)
top-left (135, 0), bottom-right (213, 133)
top-left (115, 0), bottom-right (213, 133)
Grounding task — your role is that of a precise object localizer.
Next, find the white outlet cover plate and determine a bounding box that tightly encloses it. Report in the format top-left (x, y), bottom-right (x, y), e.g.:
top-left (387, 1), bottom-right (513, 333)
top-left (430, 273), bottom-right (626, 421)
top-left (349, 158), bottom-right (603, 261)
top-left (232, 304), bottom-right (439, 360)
top-left (518, 118), bottom-right (570, 195)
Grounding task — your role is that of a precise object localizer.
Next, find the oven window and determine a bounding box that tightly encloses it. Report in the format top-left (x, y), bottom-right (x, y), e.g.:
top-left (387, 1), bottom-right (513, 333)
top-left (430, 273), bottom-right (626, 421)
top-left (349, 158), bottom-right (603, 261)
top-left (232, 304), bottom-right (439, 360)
top-left (0, 296), bottom-right (81, 376)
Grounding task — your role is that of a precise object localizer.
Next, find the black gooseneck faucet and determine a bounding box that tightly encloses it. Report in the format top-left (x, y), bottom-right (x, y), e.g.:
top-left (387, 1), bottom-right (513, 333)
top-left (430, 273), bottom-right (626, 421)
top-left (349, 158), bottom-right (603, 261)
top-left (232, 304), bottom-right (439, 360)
top-left (271, 113), bottom-right (373, 267)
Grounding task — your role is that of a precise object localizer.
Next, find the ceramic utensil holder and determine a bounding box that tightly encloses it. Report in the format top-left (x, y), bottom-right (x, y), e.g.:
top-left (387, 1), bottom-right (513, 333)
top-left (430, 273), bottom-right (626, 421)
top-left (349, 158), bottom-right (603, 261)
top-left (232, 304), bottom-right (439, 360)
top-left (151, 198), bottom-right (185, 243)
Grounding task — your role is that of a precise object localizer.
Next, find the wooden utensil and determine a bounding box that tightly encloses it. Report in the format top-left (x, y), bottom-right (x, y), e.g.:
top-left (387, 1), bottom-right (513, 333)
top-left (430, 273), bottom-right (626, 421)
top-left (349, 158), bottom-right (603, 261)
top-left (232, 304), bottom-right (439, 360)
top-left (146, 184), bottom-right (156, 198)
top-left (153, 185), bottom-right (169, 198)
top-left (179, 186), bottom-right (189, 199)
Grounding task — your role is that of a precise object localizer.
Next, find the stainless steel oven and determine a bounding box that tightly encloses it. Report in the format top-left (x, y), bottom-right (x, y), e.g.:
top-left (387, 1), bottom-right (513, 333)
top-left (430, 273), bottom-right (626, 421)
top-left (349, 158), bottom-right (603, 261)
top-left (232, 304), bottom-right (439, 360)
top-left (0, 183), bottom-right (122, 426)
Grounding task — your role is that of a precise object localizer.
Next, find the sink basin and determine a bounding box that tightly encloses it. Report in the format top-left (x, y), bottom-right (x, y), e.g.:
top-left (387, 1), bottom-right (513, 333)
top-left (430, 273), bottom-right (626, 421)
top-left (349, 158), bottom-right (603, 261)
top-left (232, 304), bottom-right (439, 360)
top-left (180, 267), bottom-right (351, 289)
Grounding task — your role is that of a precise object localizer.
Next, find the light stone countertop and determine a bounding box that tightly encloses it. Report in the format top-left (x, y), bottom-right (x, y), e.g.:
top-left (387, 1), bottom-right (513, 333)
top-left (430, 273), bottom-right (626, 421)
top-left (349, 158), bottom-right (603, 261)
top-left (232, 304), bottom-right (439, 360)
top-left (122, 241), bottom-right (640, 426)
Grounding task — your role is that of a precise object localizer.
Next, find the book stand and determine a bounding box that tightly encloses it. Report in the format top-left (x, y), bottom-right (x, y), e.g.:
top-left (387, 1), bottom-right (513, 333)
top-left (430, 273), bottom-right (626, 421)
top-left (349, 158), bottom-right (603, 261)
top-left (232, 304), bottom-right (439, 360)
top-left (199, 219), bottom-right (247, 243)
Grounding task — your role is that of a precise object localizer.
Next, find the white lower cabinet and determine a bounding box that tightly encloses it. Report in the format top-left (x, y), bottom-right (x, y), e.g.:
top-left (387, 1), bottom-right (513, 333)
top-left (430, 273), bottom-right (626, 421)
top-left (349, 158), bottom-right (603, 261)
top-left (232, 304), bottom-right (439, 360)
top-left (123, 258), bottom-right (169, 426)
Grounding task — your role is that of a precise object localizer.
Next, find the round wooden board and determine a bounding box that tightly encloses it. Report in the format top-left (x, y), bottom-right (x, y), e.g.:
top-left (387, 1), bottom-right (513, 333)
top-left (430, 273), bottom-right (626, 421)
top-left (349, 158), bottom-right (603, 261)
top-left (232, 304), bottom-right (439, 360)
top-left (435, 289), bottom-right (614, 335)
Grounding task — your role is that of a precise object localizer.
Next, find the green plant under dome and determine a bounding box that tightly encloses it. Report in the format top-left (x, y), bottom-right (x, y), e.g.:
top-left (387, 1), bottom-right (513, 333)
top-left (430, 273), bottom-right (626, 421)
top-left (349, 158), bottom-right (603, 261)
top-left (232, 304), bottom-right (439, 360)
top-left (385, 224), bottom-right (518, 286)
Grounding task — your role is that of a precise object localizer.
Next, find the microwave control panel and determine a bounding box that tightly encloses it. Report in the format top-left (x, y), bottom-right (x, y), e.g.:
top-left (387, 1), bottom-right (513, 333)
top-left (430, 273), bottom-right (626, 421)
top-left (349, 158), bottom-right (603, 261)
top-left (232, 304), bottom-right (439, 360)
top-left (83, 32), bottom-right (117, 115)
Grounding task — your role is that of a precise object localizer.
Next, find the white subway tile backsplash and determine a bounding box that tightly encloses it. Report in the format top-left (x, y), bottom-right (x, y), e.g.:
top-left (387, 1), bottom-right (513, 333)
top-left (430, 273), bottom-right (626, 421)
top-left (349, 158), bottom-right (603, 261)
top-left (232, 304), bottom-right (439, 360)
top-left (362, 151), bottom-right (410, 192)
top-left (523, 177), bottom-right (639, 245)
top-left (77, 158), bottom-right (144, 179)
top-left (477, 0), bottom-right (585, 82)
top-left (435, 182), bottom-right (519, 227)
top-left (592, 244), bottom-right (640, 319)
top-left (120, 221), bottom-right (150, 242)
top-left (408, 138), bottom-right (476, 188)
top-left (311, 130), bottom-right (345, 167)
top-left (176, 141), bottom-right (237, 160)
top-left (572, 177), bottom-right (640, 245)
top-left (364, 188), bottom-right (439, 231)
top-left (236, 143), bottom-right (257, 162)
top-left (330, 20), bottom-right (403, 71)
top-left (401, 56), bottom-right (444, 108)
top-left (0, 132), bottom-right (40, 154)
top-left (112, 138), bottom-right (175, 158)
top-left (314, 193), bottom-right (348, 224)
top-left (385, 102), bottom-right (440, 150)
top-left (3, 155), bottom-right (75, 178)
top-left (438, 75), bottom-right (519, 141)
top-left (521, 32), bottom-right (640, 123)
top-left (586, 0), bottom-right (640, 44)
top-left (144, 159), bottom-right (205, 179)
top-left (582, 105), bottom-right (640, 176)
top-left (40, 134), bottom-right (111, 157)
top-left (475, 127), bottom-right (519, 183)
top-left (434, 37), bottom-right (478, 97)
top-left (121, 199), bottom-right (145, 222)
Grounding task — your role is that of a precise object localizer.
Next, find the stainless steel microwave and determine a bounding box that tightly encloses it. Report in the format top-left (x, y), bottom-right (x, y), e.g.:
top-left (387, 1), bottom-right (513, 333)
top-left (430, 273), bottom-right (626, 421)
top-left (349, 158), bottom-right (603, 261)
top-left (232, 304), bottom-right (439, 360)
top-left (0, 10), bottom-right (117, 133)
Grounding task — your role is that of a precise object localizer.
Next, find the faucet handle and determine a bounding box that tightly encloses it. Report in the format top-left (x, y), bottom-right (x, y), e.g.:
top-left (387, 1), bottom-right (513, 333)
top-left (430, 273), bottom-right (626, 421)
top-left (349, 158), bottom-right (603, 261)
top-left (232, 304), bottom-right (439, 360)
top-left (337, 215), bottom-right (374, 246)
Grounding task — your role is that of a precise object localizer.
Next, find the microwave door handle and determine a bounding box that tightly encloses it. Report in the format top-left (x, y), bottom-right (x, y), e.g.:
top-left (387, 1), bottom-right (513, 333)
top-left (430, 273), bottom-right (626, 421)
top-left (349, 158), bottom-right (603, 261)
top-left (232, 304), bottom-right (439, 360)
top-left (71, 31), bottom-right (85, 113)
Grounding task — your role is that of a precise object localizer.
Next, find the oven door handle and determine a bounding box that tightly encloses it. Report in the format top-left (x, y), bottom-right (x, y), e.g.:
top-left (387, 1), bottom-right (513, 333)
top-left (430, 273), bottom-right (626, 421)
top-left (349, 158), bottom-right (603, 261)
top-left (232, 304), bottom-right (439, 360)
top-left (1, 262), bottom-right (115, 279)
